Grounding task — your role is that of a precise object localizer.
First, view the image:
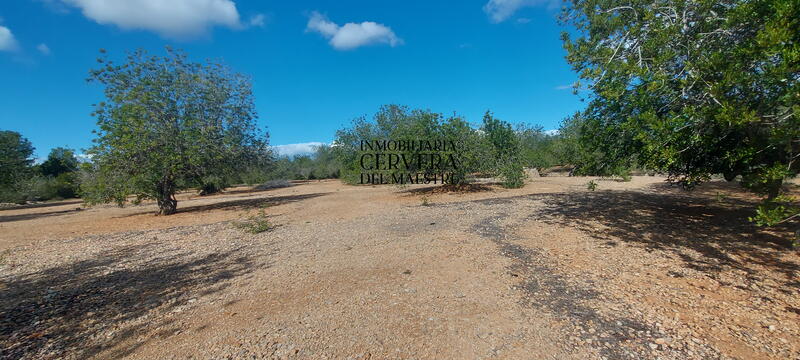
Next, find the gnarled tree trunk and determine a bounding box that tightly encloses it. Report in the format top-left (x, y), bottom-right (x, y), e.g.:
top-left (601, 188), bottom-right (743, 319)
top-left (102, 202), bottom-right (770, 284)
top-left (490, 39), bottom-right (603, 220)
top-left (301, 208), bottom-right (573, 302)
top-left (766, 178), bottom-right (783, 201)
top-left (156, 178), bottom-right (178, 215)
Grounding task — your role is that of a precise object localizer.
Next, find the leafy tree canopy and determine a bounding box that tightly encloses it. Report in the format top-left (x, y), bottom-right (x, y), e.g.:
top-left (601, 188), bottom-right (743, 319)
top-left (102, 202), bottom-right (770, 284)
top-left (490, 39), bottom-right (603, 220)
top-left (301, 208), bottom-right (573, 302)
top-left (562, 0), bottom-right (799, 223)
top-left (40, 147), bottom-right (79, 177)
top-left (334, 105), bottom-right (470, 184)
top-left (562, 0), bottom-right (799, 187)
top-left (83, 48), bottom-right (269, 215)
top-left (0, 130), bottom-right (35, 188)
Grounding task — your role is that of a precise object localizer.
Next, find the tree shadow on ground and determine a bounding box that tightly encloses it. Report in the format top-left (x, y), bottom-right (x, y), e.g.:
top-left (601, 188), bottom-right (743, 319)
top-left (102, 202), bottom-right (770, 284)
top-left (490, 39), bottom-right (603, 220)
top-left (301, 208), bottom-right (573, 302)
top-left (401, 183), bottom-right (495, 196)
top-left (211, 186), bottom-right (291, 196)
top-left (118, 192), bottom-right (329, 218)
top-left (177, 193), bottom-right (328, 213)
top-left (200, 182), bottom-right (295, 197)
top-left (0, 242), bottom-right (265, 359)
top-left (529, 187), bottom-right (799, 286)
top-left (0, 200), bottom-right (83, 212)
top-left (0, 207), bottom-right (84, 223)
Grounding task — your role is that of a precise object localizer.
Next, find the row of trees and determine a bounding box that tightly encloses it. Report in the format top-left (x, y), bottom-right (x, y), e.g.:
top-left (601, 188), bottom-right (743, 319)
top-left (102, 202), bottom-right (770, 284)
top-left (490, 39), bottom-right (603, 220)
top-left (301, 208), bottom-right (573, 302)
top-left (4, 7), bottom-right (796, 232)
top-left (332, 105), bottom-right (541, 188)
top-left (1, 102), bottom-right (576, 208)
top-left (0, 131), bottom-right (82, 203)
top-left (270, 145), bottom-right (340, 181)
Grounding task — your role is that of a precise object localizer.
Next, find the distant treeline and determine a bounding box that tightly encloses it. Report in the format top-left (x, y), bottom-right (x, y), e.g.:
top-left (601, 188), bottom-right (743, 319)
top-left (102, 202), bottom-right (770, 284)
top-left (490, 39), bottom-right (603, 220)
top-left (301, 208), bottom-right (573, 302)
top-left (0, 104), bottom-right (594, 203)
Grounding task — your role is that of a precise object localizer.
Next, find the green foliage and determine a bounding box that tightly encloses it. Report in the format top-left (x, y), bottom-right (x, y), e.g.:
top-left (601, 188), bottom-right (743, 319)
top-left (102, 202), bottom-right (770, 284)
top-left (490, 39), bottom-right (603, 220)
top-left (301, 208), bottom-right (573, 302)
top-left (83, 48), bottom-right (269, 215)
top-left (517, 124), bottom-right (559, 169)
top-left (30, 173), bottom-right (79, 200)
top-left (198, 175), bottom-right (229, 196)
top-left (514, 113), bottom-right (599, 174)
top-left (482, 111), bottom-right (526, 188)
top-left (0, 131), bottom-right (35, 201)
top-left (236, 210), bottom-right (273, 234)
top-left (232, 154), bottom-right (274, 185)
top-left (562, 0), bottom-right (800, 226)
top-left (0, 173), bottom-right (80, 203)
top-left (499, 161), bottom-right (525, 188)
top-left (332, 106), bottom-right (538, 188)
top-left (420, 196), bottom-right (431, 206)
top-left (587, 180), bottom-right (598, 191)
top-left (261, 144), bottom-right (340, 182)
top-left (40, 147), bottom-right (79, 177)
top-left (334, 105), bottom-right (477, 185)
top-left (0, 137), bottom-right (81, 203)
top-left (309, 144), bottom-right (341, 179)
top-left (750, 195), bottom-right (799, 227)
top-left (614, 167), bottom-right (632, 182)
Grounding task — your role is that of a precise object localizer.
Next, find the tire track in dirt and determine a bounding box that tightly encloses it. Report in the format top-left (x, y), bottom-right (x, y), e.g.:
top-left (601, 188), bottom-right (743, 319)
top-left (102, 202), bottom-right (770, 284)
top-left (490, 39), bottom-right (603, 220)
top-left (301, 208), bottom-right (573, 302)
top-left (454, 196), bottom-right (721, 360)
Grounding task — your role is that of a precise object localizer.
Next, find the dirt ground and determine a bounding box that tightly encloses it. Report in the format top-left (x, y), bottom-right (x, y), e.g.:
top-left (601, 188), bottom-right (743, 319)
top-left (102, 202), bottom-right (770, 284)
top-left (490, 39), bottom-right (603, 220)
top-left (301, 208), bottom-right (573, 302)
top-left (1, 176), bottom-right (798, 359)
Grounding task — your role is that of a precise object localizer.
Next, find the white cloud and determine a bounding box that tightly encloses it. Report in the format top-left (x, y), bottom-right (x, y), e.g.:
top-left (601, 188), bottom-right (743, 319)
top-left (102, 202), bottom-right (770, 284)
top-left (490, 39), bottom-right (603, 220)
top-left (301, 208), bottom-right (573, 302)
top-left (248, 13), bottom-right (266, 28)
top-left (272, 142), bottom-right (326, 157)
top-left (0, 26), bottom-right (18, 51)
top-left (544, 129), bottom-right (559, 136)
top-left (61, 0), bottom-right (242, 39)
top-left (306, 11), bottom-right (402, 51)
top-left (37, 43), bottom-right (51, 55)
top-left (483, 0), bottom-right (557, 23)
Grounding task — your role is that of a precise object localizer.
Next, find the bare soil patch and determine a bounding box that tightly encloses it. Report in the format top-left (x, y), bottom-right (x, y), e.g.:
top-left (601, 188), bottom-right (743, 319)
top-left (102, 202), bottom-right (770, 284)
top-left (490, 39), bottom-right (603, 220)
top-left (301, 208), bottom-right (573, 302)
top-left (1, 177), bottom-right (797, 359)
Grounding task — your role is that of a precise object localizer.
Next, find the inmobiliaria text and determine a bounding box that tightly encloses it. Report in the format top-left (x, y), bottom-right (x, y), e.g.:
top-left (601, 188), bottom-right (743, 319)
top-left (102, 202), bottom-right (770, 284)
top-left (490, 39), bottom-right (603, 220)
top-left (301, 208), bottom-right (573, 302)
top-left (359, 139), bottom-right (461, 185)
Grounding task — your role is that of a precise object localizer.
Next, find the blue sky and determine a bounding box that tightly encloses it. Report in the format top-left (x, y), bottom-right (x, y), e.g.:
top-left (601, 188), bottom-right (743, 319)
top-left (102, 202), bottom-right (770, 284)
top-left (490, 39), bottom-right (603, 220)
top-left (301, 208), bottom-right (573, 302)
top-left (0, 0), bottom-right (581, 158)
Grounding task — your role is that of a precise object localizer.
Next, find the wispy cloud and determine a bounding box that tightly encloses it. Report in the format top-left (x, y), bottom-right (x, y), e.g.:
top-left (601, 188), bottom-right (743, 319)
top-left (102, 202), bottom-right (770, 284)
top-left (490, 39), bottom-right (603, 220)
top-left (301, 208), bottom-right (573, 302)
top-left (483, 0), bottom-right (558, 23)
top-left (0, 26), bottom-right (18, 52)
top-left (306, 11), bottom-right (402, 51)
top-left (272, 142), bottom-right (326, 157)
top-left (37, 43), bottom-right (51, 55)
top-left (555, 84), bottom-right (573, 90)
top-left (248, 13), bottom-right (266, 28)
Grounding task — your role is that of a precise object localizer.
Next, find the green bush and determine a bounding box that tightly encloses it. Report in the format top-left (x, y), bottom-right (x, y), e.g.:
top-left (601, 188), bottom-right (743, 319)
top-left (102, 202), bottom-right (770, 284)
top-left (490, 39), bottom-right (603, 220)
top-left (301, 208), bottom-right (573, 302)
top-left (236, 211), bottom-right (273, 234)
top-left (1, 173), bottom-right (80, 203)
top-left (499, 161), bottom-right (525, 188)
top-left (198, 175), bottom-right (229, 196)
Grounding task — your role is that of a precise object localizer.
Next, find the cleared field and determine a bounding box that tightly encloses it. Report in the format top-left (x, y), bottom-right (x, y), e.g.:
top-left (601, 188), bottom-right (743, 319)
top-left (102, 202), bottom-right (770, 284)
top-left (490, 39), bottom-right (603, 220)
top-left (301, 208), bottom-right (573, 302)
top-left (1, 177), bottom-right (798, 359)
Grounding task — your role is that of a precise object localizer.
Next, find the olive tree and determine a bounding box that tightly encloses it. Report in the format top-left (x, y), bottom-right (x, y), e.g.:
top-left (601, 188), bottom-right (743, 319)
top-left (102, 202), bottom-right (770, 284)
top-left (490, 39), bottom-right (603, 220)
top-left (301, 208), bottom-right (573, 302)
top-left (561, 0), bottom-right (799, 226)
top-left (84, 48), bottom-right (268, 215)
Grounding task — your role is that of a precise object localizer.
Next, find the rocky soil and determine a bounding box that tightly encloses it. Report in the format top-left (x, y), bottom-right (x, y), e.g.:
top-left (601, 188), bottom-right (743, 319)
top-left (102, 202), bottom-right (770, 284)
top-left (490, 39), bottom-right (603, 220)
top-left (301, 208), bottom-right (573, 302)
top-left (0, 177), bottom-right (798, 359)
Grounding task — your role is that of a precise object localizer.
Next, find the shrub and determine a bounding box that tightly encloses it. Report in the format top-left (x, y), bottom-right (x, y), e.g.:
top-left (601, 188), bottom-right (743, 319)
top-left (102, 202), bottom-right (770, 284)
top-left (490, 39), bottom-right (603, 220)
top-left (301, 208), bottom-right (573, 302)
top-left (236, 211), bottom-right (273, 234)
top-left (500, 161), bottom-right (525, 189)
top-left (420, 196), bottom-right (430, 206)
top-left (198, 175), bottom-right (229, 196)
